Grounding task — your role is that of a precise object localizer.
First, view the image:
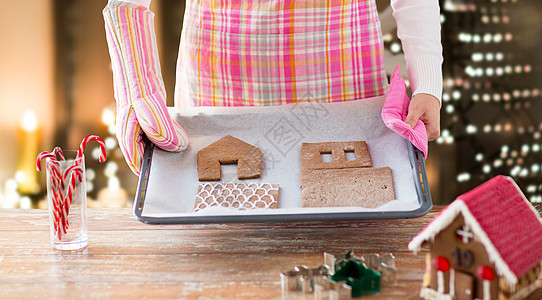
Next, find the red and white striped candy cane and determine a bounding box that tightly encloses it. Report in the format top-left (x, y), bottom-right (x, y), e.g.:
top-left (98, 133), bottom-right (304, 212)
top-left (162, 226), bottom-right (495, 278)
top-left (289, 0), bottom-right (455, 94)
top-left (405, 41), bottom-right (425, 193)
top-left (62, 160), bottom-right (83, 193)
top-left (61, 167), bottom-right (83, 232)
top-left (36, 151), bottom-right (56, 172)
top-left (46, 161), bottom-right (64, 239)
top-left (52, 186), bottom-right (61, 224)
top-left (62, 164), bottom-right (83, 183)
top-left (58, 200), bottom-right (67, 236)
top-left (53, 188), bottom-right (63, 237)
top-left (58, 165), bottom-right (83, 233)
top-left (38, 150), bottom-right (68, 239)
top-left (36, 147), bottom-right (69, 239)
top-left (48, 160), bottom-right (66, 192)
top-left (77, 135), bottom-right (106, 163)
top-left (47, 164), bottom-right (60, 225)
top-left (64, 166), bottom-right (84, 205)
top-left (53, 146), bottom-right (65, 161)
top-left (37, 135), bottom-right (106, 238)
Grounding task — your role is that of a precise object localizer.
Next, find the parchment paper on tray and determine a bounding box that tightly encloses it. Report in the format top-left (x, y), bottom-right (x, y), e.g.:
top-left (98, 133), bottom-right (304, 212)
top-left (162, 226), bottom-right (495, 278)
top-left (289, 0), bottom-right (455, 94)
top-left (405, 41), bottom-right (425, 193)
top-left (141, 95), bottom-right (421, 218)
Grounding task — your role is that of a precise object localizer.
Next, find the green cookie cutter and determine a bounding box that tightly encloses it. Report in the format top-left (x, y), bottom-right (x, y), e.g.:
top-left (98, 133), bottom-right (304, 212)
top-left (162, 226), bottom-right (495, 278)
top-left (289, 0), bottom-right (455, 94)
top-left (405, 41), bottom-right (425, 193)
top-left (330, 259), bottom-right (381, 297)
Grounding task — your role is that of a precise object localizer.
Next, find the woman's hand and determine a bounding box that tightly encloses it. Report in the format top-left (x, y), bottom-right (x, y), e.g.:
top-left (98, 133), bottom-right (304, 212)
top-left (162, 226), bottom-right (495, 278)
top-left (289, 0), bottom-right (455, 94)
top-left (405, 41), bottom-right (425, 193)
top-left (405, 93), bottom-right (441, 141)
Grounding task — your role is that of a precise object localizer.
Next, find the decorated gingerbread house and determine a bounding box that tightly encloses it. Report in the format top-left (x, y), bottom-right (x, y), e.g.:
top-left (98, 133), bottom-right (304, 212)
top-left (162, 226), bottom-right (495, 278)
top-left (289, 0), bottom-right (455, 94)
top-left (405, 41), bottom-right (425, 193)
top-left (409, 175), bottom-right (542, 300)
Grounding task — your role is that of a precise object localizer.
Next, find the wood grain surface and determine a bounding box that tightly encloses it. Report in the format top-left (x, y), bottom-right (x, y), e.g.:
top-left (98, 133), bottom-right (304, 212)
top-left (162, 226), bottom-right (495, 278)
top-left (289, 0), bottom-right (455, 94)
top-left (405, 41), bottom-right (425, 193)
top-left (0, 207), bottom-right (538, 299)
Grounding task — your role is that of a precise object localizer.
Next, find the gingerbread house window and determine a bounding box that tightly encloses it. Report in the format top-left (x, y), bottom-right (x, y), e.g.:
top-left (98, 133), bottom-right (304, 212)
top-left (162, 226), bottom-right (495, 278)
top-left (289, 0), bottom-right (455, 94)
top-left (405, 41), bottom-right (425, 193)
top-left (345, 150), bottom-right (356, 161)
top-left (455, 225), bottom-right (474, 244)
top-left (320, 152), bottom-right (333, 163)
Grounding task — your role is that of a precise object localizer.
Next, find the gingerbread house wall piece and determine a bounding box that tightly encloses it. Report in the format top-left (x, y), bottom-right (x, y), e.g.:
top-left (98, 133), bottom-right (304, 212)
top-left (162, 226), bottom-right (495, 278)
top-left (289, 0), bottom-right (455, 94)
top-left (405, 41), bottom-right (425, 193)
top-left (299, 141), bottom-right (395, 208)
top-left (408, 175), bottom-right (542, 300)
top-left (197, 135), bottom-right (262, 181)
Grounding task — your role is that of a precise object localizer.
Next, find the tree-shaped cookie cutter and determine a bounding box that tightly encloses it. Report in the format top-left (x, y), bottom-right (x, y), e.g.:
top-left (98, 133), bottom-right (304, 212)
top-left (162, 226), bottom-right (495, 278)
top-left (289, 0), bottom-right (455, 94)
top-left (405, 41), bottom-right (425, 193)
top-left (324, 250), bottom-right (397, 286)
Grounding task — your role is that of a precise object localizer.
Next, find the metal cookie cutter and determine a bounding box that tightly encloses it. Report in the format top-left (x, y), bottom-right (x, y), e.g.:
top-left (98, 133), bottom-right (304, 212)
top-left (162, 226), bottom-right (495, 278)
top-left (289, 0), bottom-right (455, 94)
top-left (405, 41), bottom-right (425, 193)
top-left (324, 250), bottom-right (397, 286)
top-left (281, 265), bottom-right (330, 293)
top-left (313, 276), bottom-right (352, 300)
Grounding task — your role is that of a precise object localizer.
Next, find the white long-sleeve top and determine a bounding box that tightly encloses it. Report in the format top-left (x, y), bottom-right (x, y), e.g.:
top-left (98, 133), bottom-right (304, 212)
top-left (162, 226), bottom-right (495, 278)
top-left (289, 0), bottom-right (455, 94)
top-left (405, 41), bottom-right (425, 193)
top-left (108, 0), bottom-right (443, 103)
top-left (390, 0), bottom-right (443, 102)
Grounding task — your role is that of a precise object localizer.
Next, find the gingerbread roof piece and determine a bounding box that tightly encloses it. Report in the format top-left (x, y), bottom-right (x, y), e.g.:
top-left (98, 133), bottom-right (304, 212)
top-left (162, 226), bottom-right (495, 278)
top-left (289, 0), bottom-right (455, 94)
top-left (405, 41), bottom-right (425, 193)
top-left (197, 135), bottom-right (262, 181)
top-left (408, 175), bottom-right (542, 287)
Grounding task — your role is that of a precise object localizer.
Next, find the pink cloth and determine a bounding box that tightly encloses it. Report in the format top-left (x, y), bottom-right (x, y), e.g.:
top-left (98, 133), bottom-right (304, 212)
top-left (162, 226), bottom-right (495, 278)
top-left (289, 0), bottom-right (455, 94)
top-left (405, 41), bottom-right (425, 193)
top-left (382, 65), bottom-right (428, 159)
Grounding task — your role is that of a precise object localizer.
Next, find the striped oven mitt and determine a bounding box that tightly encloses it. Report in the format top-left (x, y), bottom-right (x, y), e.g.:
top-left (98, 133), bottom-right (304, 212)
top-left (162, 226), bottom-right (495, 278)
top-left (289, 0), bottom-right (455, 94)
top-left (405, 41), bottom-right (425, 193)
top-left (103, 1), bottom-right (188, 175)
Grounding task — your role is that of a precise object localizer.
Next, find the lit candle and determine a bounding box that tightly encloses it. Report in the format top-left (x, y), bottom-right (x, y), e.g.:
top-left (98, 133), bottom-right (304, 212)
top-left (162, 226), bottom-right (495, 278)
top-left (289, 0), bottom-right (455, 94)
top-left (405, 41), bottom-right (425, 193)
top-left (97, 176), bottom-right (128, 207)
top-left (16, 110), bottom-right (41, 195)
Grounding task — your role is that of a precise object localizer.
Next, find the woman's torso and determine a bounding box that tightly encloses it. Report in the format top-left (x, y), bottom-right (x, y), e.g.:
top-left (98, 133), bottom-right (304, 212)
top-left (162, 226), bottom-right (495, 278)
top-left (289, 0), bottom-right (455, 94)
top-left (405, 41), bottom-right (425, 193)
top-left (175, 0), bottom-right (387, 107)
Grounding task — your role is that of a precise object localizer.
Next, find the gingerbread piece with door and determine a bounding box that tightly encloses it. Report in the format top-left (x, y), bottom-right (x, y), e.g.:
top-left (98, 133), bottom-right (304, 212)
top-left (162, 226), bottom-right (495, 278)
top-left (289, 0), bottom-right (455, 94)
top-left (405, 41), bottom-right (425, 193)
top-left (408, 175), bottom-right (542, 300)
top-left (197, 135), bottom-right (262, 181)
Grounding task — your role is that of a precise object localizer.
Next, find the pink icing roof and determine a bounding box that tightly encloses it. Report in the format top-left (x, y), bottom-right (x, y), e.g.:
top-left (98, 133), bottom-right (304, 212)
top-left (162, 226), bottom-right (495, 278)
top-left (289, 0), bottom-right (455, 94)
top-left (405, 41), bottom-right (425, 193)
top-left (457, 176), bottom-right (542, 278)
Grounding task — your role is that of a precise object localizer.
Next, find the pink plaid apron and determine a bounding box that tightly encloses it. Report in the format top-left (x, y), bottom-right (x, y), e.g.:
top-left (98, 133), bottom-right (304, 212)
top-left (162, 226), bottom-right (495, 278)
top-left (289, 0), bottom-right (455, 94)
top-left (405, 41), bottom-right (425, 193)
top-left (175, 0), bottom-right (387, 107)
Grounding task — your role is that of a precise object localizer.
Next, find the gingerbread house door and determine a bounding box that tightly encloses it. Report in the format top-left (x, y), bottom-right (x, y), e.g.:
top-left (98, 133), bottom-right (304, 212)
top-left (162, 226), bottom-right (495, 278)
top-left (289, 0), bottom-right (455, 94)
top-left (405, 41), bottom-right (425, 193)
top-left (455, 270), bottom-right (475, 300)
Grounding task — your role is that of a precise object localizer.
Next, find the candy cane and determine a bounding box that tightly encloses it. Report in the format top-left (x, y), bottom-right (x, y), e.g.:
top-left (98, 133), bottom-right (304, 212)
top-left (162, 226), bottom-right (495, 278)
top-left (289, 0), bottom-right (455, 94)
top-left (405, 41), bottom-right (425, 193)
top-left (47, 163), bottom-right (63, 239)
top-left (58, 200), bottom-right (67, 236)
top-left (53, 191), bottom-right (62, 237)
top-left (38, 150), bottom-right (67, 239)
top-left (46, 161), bottom-right (62, 227)
top-left (37, 151), bottom-right (66, 206)
top-left (63, 164), bottom-right (83, 183)
top-left (58, 134), bottom-right (106, 233)
top-left (77, 135), bottom-right (106, 163)
top-left (47, 162), bottom-right (65, 237)
top-left (37, 135), bottom-right (106, 239)
top-left (62, 162), bottom-right (83, 199)
top-left (52, 186), bottom-right (61, 223)
top-left (64, 166), bottom-right (84, 205)
top-left (48, 160), bottom-right (66, 192)
top-left (48, 165), bottom-right (60, 220)
top-left (58, 165), bottom-right (84, 233)
top-left (53, 146), bottom-right (65, 161)
top-left (36, 152), bottom-right (57, 172)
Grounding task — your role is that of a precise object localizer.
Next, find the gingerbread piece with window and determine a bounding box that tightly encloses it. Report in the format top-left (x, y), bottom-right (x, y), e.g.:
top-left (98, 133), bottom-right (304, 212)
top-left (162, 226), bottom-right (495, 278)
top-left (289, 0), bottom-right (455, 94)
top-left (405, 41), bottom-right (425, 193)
top-left (409, 175), bottom-right (542, 300)
top-left (299, 141), bottom-right (395, 208)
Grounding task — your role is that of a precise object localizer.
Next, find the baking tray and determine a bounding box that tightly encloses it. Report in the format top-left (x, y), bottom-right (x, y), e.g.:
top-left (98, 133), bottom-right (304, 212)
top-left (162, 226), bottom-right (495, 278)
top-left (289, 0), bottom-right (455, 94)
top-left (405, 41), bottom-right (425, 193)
top-left (132, 99), bottom-right (432, 224)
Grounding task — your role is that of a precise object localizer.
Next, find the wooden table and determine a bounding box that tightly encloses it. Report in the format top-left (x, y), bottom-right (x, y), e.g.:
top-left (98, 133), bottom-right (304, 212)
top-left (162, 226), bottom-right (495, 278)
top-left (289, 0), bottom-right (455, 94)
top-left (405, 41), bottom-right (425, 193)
top-left (1, 206), bottom-right (537, 299)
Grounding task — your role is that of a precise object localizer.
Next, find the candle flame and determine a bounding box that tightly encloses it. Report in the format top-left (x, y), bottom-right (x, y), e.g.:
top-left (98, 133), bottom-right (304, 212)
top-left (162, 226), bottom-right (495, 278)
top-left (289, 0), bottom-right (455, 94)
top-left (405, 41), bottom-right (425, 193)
top-left (108, 176), bottom-right (120, 192)
top-left (21, 110), bottom-right (38, 132)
